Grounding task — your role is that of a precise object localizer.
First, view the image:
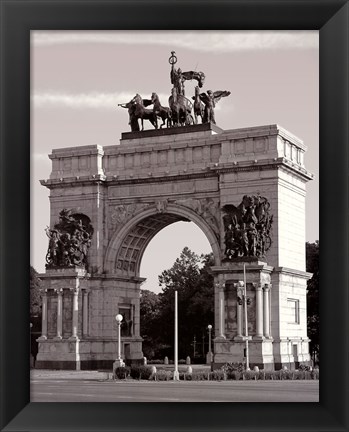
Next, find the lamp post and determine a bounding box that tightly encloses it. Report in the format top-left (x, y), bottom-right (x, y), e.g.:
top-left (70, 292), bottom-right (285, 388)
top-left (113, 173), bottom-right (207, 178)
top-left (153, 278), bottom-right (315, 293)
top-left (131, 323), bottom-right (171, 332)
top-left (174, 290), bottom-right (179, 381)
top-left (114, 314), bottom-right (125, 369)
top-left (236, 265), bottom-right (250, 370)
top-left (30, 322), bottom-right (33, 368)
top-left (207, 324), bottom-right (213, 365)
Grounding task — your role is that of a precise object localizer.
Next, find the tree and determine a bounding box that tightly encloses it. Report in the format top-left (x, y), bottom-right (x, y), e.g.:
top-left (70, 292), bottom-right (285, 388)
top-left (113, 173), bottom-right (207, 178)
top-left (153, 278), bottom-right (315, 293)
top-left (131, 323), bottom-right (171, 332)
top-left (306, 241), bottom-right (319, 363)
top-left (30, 266), bottom-right (42, 361)
top-left (140, 289), bottom-right (160, 359)
top-left (156, 247), bottom-right (214, 359)
top-left (30, 265), bottom-right (42, 317)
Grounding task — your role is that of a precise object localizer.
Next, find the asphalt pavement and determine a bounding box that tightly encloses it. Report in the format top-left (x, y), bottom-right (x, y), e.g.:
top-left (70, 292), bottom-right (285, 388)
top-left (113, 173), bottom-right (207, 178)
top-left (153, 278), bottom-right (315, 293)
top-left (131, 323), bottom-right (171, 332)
top-left (30, 370), bottom-right (319, 402)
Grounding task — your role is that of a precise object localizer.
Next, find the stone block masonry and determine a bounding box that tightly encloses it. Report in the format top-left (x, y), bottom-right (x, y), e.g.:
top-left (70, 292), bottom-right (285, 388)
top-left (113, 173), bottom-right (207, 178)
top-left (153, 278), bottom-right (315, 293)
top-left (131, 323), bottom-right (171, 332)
top-left (38, 123), bottom-right (313, 370)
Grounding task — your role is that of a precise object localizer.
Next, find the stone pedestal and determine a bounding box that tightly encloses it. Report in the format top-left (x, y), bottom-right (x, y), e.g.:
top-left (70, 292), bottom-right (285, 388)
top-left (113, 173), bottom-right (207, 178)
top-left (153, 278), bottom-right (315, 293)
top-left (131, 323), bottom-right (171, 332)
top-left (113, 359), bottom-right (125, 376)
top-left (206, 352), bottom-right (213, 364)
top-left (36, 268), bottom-right (144, 370)
top-left (36, 338), bottom-right (81, 370)
top-left (212, 260), bottom-right (275, 370)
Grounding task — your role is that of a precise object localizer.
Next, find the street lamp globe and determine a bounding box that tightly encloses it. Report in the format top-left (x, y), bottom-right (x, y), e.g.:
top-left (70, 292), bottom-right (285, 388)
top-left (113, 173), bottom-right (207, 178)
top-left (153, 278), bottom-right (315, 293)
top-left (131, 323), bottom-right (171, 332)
top-left (238, 280), bottom-right (244, 287)
top-left (207, 324), bottom-right (212, 330)
top-left (115, 314), bottom-right (123, 323)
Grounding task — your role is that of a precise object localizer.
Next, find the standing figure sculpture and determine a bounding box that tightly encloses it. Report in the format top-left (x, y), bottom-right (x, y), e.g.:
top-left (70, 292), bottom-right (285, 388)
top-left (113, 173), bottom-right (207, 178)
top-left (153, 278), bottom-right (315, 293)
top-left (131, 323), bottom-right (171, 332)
top-left (169, 51), bottom-right (206, 97)
top-left (199, 90), bottom-right (231, 124)
top-left (118, 100), bottom-right (140, 132)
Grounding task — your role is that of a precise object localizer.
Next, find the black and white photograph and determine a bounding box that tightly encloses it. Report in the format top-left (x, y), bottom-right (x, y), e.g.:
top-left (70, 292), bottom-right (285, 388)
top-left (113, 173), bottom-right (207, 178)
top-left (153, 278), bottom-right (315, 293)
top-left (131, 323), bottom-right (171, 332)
top-left (30, 30), bottom-right (319, 403)
top-left (1, 1), bottom-right (348, 431)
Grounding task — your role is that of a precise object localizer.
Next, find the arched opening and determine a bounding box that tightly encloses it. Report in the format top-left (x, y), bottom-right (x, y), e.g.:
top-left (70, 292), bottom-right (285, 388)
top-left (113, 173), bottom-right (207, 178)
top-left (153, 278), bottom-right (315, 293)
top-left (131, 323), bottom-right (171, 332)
top-left (139, 221), bottom-right (214, 362)
top-left (104, 205), bottom-right (220, 364)
top-left (140, 221), bottom-right (212, 293)
top-left (104, 203), bottom-right (222, 276)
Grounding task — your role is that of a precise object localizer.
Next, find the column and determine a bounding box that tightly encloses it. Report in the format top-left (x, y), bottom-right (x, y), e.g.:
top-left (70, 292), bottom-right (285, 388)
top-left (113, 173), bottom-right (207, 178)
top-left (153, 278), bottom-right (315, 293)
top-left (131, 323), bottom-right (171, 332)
top-left (38, 289), bottom-right (48, 340)
top-left (255, 283), bottom-right (264, 338)
top-left (134, 300), bottom-right (140, 337)
top-left (219, 284), bottom-right (225, 338)
top-left (82, 289), bottom-right (89, 337)
top-left (234, 283), bottom-right (243, 338)
top-left (263, 283), bottom-right (271, 338)
top-left (54, 288), bottom-right (63, 339)
top-left (69, 288), bottom-right (79, 340)
top-left (130, 304), bottom-right (134, 336)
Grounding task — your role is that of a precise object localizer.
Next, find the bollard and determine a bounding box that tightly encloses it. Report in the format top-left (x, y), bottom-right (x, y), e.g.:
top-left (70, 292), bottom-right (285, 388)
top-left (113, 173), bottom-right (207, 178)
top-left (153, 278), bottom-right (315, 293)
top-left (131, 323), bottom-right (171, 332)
top-left (150, 365), bottom-right (157, 380)
top-left (164, 356), bottom-right (169, 365)
top-left (186, 356), bottom-right (191, 365)
top-left (143, 356), bottom-right (147, 365)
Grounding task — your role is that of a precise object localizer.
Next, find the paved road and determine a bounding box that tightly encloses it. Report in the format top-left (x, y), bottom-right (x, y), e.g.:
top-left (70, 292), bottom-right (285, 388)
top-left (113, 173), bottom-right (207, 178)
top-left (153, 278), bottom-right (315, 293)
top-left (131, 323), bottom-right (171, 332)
top-left (31, 378), bottom-right (319, 402)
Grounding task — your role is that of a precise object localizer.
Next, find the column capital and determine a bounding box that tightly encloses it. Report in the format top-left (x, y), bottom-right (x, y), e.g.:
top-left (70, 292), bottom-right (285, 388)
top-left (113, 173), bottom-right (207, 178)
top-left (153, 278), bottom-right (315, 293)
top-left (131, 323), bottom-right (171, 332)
top-left (263, 283), bottom-right (271, 291)
top-left (54, 288), bottom-right (64, 295)
top-left (39, 288), bottom-right (48, 295)
top-left (215, 281), bottom-right (226, 290)
top-left (83, 288), bottom-right (91, 294)
top-left (70, 287), bottom-right (79, 294)
top-left (253, 282), bottom-right (263, 291)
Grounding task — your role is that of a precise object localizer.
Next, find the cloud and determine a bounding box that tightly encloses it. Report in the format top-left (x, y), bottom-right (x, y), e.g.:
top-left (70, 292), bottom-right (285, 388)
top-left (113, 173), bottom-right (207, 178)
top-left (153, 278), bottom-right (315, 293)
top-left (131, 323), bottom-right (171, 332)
top-left (32, 31), bottom-right (318, 52)
top-left (32, 91), bottom-right (169, 110)
top-left (31, 153), bottom-right (50, 162)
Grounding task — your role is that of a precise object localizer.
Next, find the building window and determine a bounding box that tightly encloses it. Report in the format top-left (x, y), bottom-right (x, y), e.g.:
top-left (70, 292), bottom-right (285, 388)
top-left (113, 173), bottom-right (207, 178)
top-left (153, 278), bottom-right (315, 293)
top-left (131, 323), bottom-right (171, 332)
top-left (119, 306), bottom-right (133, 337)
top-left (287, 299), bottom-right (300, 324)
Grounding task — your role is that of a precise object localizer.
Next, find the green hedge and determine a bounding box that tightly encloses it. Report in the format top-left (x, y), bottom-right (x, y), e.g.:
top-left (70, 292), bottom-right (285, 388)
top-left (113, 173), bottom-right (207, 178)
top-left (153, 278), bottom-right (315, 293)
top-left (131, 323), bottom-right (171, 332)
top-left (114, 366), bottom-right (130, 380)
top-left (130, 365), bottom-right (153, 380)
top-left (114, 365), bottom-right (319, 381)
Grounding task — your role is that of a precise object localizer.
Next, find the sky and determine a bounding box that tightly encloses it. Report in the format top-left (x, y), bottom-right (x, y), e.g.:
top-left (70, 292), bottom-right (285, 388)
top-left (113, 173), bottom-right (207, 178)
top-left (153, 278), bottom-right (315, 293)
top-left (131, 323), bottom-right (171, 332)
top-left (31, 31), bottom-right (319, 293)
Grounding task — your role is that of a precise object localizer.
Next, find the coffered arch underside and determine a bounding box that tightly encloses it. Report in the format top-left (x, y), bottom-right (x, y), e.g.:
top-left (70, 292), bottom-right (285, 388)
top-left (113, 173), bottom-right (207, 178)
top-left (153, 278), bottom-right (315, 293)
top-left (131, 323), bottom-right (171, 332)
top-left (104, 204), bottom-right (222, 277)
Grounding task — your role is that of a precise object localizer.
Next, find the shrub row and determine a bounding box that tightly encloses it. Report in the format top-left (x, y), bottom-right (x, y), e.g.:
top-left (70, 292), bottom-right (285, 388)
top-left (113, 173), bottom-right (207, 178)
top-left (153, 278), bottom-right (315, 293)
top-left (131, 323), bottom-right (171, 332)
top-left (114, 366), bottom-right (319, 381)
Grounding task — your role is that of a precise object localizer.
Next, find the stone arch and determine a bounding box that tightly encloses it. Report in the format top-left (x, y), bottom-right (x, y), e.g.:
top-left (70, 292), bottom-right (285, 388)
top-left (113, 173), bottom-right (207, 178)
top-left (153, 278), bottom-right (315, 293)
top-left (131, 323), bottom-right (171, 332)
top-left (104, 203), bottom-right (222, 277)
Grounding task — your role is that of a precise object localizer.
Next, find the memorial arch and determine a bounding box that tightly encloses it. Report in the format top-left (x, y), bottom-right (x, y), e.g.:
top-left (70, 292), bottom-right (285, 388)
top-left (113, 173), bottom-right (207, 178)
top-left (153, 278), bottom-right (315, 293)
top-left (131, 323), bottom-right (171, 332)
top-left (104, 203), bottom-right (221, 276)
top-left (36, 123), bottom-right (313, 371)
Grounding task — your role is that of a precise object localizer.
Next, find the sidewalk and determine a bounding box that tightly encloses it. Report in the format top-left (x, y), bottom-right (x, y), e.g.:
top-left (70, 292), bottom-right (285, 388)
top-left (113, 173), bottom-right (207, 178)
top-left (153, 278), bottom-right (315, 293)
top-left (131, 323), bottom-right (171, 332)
top-left (31, 369), bottom-right (112, 380)
top-left (31, 364), bottom-right (210, 381)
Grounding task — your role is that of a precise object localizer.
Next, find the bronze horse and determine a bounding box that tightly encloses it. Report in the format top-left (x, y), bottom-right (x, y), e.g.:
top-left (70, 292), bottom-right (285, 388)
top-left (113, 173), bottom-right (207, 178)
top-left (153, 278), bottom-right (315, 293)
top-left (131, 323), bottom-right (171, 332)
top-left (130, 94), bottom-right (158, 131)
top-left (151, 93), bottom-right (172, 128)
top-left (192, 86), bottom-right (205, 124)
top-left (118, 94), bottom-right (157, 131)
top-left (168, 88), bottom-right (193, 127)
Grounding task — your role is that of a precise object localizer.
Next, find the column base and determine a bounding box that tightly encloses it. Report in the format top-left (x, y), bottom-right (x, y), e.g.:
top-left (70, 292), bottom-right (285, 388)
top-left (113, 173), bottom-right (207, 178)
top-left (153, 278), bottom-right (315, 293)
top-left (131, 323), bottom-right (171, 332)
top-left (206, 352), bottom-right (213, 364)
top-left (214, 337), bottom-right (274, 369)
top-left (68, 336), bottom-right (80, 341)
top-left (253, 335), bottom-right (265, 341)
top-left (113, 359), bottom-right (125, 369)
top-left (53, 336), bottom-right (63, 341)
top-left (214, 335), bottom-right (226, 341)
top-left (37, 336), bottom-right (47, 341)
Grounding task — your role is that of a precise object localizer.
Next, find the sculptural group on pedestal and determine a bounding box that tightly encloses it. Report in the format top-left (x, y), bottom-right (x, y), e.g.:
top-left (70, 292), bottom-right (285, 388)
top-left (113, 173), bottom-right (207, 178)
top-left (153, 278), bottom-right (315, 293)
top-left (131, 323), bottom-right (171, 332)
top-left (222, 195), bottom-right (273, 260)
top-left (119, 51), bottom-right (231, 132)
top-left (45, 209), bottom-right (94, 269)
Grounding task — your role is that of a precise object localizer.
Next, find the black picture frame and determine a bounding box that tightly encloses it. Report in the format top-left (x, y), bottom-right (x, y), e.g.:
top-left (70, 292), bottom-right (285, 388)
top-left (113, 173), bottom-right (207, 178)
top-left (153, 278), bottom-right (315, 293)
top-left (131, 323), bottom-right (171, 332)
top-left (1, 1), bottom-right (348, 431)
